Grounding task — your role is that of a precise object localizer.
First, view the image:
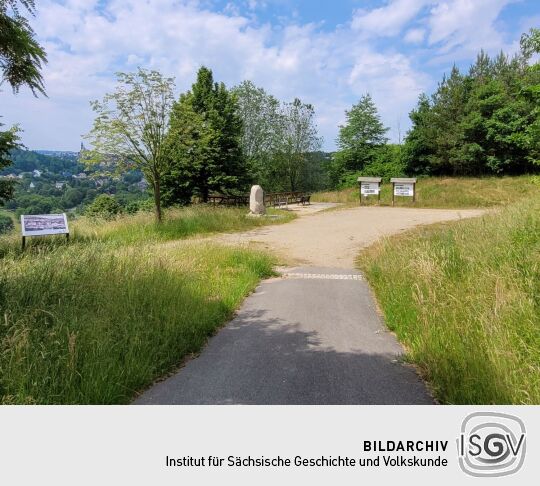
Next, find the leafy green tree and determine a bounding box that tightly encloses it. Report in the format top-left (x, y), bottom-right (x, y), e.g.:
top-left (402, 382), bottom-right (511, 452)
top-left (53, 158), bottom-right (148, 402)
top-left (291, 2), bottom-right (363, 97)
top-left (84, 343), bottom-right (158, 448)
top-left (61, 188), bottom-right (83, 208)
top-left (85, 194), bottom-right (122, 220)
top-left (332, 94), bottom-right (388, 184)
top-left (274, 98), bottom-right (322, 192)
top-left (162, 66), bottom-right (245, 203)
top-left (520, 28), bottom-right (540, 60)
top-left (232, 80), bottom-right (280, 185)
top-left (85, 68), bottom-right (175, 221)
top-left (403, 36), bottom-right (540, 176)
top-left (0, 0), bottom-right (47, 95)
top-left (162, 93), bottom-right (216, 205)
top-left (402, 94), bottom-right (437, 175)
top-left (0, 123), bottom-right (20, 204)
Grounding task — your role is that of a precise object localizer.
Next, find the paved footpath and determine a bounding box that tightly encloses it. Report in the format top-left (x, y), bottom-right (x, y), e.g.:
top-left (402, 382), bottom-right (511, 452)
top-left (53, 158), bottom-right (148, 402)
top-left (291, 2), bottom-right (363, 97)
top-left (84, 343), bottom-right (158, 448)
top-left (135, 267), bottom-right (433, 404)
top-left (135, 205), bottom-right (485, 404)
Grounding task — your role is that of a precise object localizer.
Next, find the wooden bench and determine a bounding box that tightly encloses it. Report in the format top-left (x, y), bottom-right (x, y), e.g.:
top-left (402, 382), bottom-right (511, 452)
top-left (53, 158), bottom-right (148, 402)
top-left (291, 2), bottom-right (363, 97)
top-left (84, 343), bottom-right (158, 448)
top-left (300, 195), bottom-right (311, 205)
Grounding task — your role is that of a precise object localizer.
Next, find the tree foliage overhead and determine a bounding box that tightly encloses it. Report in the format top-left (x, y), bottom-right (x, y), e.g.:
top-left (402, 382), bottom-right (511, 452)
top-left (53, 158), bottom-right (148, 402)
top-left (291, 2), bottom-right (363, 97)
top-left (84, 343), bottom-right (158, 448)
top-left (162, 66), bottom-right (246, 204)
top-left (85, 68), bottom-right (175, 221)
top-left (0, 0), bottom-right (47, 96)
top-left (403, 29), bottom-right (540, 176)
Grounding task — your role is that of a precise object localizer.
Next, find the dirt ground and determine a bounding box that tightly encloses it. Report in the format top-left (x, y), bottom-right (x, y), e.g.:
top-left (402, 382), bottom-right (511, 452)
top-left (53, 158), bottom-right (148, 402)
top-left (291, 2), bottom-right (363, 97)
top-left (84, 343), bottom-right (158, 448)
top-left (214, 203), bottom-right (486, 268)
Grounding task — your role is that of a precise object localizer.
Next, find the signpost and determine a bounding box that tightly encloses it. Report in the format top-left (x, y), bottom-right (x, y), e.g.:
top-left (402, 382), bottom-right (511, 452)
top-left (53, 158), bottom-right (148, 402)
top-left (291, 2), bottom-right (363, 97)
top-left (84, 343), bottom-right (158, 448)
top-left (390, 178), bottom-right (417, 206)
top-left (358, 177), bottom-right (382, 205)
top-left (20, 213), bottom-right (70, 249)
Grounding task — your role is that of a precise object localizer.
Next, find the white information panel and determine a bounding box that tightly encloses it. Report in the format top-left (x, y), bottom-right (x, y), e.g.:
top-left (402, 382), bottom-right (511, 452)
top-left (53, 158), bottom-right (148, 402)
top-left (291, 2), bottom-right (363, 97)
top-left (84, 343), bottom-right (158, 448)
top-left (21, 213), bottom-right (69, 237)
top-left (394, 183), bottom-right (414, 197)
top-left (361, 182), bottom-right (380, 195)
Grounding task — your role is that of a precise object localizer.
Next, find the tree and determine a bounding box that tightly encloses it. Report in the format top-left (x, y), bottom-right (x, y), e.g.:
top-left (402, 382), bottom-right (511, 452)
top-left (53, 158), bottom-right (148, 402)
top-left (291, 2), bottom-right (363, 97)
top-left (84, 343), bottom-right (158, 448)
top-left (403, 35), bottom-right (540, 176)
top-left (85, 68), bottom-right (175, 222)
top-left (402, 95), bottom-right (437, 175)
top-left (162, 66), bottom-right (246, 203)
top-left (232, 80), bottom-right (280, 184)
top-left (85, 194), bottom-right (122, 220)
top-left (0, 0), bottom-right (47, 95)
top-left (161, 93), bottom-right (216, 205)
top-left (520, 28), bottom-right (540, 60)
top-left (0, 122), bottom-right (20, 204)
top-left (333, 94), bottom-right (388, 183)
top-left (274, 98), bottom-right (322, 192)
top-left (1, 1), bottom-right (46, 205)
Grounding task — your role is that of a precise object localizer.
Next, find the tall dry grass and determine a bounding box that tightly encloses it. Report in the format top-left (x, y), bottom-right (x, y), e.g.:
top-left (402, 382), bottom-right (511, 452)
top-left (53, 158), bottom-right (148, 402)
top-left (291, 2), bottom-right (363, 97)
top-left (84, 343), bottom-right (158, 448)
top-left (357, 192), bottom-right (540, 404)
top-left (313, 175), bottom-right (540, 208)
top-left (0, 205), bottom-right (291, 403)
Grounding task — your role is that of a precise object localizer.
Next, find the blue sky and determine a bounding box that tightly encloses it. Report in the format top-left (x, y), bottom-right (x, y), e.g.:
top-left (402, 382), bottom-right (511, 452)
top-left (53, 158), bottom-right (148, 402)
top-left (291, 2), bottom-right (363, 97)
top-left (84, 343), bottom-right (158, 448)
top-left (1, 0), bottom-right (539, 151)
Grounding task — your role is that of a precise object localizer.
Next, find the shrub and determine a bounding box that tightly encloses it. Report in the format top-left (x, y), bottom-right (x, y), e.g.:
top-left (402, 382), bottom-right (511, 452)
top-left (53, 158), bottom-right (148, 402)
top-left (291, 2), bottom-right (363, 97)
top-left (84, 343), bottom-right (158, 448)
top-left (125, 198), bottom-right (154, 215)
top-left (85, 194), bottom-right (122, 220)
top-left (0, 214), bottom-right (14, 234)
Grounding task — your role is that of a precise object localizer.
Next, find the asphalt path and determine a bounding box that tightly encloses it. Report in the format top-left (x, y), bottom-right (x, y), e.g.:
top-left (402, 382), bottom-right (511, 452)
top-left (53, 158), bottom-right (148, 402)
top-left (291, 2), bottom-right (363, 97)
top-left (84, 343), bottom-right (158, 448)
top-left (135, 267), bottom-right (434, 404)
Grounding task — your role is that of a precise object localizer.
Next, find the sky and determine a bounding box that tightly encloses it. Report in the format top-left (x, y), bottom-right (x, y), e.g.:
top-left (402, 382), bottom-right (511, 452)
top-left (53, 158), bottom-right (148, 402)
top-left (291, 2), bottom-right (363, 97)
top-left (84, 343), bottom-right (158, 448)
top-left (1, 0), bottom-right (539, 152)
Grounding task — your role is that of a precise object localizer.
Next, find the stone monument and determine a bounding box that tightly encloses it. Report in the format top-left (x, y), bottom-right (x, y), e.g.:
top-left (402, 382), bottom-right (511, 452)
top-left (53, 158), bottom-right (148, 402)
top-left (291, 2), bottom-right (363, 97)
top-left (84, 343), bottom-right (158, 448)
top-left (249, 185), bottom-right (266, 216)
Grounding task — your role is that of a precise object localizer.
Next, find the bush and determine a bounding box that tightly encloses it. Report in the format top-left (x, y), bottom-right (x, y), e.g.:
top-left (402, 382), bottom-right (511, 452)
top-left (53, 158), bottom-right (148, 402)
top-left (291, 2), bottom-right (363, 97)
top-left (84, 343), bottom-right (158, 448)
top-left (359, 146), bottom-right (406, 181)
top-left (125, 198), bottom-right (154, 215)
top-left (0, 214), bottom-right (14, 234)
top-left (84, 194), bottom-right (122, 220)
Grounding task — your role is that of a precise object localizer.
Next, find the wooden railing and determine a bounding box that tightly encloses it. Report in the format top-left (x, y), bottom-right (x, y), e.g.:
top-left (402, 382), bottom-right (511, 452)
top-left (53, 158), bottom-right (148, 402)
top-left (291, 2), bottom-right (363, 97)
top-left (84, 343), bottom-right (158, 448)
top-left (264, 192), bottom-right (311, 207)
top-left (207, 191), bottom-right (311, 207)
top-left (207, 194), bottom-right (249, 206)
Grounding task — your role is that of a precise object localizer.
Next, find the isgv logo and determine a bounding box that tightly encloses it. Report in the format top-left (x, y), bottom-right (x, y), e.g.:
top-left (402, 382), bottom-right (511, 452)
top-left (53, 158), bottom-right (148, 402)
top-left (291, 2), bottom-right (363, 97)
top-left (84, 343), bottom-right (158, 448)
top-left (457, 412), bottom-right (526, 477)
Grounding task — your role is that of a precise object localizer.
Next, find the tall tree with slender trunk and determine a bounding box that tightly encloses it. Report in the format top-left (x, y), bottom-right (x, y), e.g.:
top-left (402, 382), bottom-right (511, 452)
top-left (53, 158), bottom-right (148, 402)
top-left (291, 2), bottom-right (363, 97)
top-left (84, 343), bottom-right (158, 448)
top-left (275, 98), bottom-right (322, 192)
top-left (85, 68), bottom-right (175, 222)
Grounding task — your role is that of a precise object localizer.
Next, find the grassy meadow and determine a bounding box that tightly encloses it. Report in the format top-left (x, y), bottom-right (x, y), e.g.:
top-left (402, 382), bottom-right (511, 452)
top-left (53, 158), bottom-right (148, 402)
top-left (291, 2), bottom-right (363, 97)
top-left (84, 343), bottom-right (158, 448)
top-left (0, 206), bottom-right (291, 404)
top-left (313, 175), bottom-right (540, 208)
top-left (357, 192), bottom-right (540, 404)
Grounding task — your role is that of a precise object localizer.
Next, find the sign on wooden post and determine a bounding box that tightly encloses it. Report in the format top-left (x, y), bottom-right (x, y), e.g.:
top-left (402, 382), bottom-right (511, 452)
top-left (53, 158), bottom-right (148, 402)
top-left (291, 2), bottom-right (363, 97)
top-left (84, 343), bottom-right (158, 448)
top-left (390, 178), bottom-right (417, 206)
top-left (357, 177), bottom-right (382, 205)
top-left (20, 213), bottom-right (70, 249)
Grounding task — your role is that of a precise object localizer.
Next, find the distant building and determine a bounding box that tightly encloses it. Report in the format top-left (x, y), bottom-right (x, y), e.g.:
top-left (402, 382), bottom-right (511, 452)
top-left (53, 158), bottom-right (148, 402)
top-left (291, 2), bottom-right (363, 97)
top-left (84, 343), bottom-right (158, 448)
top-left (55, 181), bottom-right (67, 190)
top-left (33, 169), bottom-right (42, 177)
top-left (3, 174), bottom-right (18, 180)
top-left (95, 178), bottom-right (109, 187)
top-left (29, 182), bottom-right (35, 189)
top-left (17, 174), bottom-right (24, 179)
top-left (73, 172), bottom-right (87, 179)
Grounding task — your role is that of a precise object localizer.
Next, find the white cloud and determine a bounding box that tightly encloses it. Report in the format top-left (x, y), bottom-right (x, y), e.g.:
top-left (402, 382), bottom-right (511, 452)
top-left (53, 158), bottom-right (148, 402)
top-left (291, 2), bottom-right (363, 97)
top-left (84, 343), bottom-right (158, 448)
top-left (352, 0), bottom-right (430, 36)
top-left (0, 0), bottom-right (531, 151)
top-left (404, 27), bottom-right (426, 43)
top-left (427, 0), bottom-right (517, 58)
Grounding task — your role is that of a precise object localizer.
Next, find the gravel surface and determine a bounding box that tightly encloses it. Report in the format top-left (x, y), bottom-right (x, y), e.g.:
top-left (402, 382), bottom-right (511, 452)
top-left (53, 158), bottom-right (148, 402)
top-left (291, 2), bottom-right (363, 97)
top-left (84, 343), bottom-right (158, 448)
top-left (216, 204), bottom-right (486, 268)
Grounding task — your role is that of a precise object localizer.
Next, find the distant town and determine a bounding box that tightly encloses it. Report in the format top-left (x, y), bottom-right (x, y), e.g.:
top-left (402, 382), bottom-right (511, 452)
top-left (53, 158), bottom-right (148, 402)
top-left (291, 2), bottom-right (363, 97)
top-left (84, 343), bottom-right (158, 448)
top-left (0, 145), bottom-right (150, 217)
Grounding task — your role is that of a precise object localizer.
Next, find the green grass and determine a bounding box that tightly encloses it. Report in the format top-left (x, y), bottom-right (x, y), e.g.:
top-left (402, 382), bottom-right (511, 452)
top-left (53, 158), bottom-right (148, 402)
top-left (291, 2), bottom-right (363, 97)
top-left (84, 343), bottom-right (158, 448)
top-left (313, 175), bottom-right (540, 208)
top-left (0, 205), bottom-right (294, 404)
top-left (357, 193), bottom-right (540, 404)
top-left (0, 205), bottom-right (295, 257)
top-left (0, 242), bottom-right (274, 404)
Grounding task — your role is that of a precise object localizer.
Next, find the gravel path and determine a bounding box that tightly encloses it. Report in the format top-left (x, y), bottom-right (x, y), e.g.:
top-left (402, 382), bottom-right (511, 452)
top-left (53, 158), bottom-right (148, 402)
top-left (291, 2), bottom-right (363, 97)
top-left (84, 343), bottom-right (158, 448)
top-left (215, 204), bottom-right (486, 267)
